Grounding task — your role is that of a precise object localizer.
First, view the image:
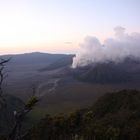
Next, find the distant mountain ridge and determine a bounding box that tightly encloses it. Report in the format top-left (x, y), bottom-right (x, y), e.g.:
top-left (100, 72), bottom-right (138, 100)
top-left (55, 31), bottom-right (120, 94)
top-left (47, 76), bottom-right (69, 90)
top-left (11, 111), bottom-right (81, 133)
top-left (1, 52), bottom-right (74, 65)
top-left (39, 54), bottom-right (74, 71)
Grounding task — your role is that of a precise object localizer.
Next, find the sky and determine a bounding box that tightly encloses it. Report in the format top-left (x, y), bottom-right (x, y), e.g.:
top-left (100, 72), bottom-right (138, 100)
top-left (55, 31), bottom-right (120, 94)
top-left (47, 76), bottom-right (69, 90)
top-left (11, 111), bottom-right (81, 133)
top-left (0, 0), bottom-right (140, 54)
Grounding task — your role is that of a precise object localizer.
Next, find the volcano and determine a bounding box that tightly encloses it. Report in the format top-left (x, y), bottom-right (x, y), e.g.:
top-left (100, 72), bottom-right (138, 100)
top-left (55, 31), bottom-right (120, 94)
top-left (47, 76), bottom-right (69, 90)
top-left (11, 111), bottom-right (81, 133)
top-left (72, 57), bottom-right (140, 84)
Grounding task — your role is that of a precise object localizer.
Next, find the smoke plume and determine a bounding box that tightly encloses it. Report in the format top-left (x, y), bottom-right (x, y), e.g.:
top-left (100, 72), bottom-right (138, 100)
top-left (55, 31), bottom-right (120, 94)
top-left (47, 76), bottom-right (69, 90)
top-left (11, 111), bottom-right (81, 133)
top-left (72, 26), bottom-right (140, 68)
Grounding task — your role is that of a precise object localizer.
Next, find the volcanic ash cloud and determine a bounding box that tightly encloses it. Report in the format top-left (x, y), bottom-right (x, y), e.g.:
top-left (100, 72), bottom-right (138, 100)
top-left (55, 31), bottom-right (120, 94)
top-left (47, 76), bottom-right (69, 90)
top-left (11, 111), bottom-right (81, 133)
top-left (72, 26), bottom-right (140, 68)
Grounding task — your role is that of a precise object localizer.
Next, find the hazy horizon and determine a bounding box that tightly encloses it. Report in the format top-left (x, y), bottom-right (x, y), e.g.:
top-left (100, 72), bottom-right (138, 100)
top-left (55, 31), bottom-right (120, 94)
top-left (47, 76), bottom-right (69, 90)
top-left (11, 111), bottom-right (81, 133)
top-left (0, 51), bottom-right (75, 56)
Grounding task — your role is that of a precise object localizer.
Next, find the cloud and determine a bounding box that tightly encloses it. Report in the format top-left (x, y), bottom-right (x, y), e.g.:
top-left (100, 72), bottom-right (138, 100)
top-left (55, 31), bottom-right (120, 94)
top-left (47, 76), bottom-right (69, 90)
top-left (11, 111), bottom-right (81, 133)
top-left (64, 42), bottom-right (73, 44)
top-left (72, 26), bottom-right (140, 68)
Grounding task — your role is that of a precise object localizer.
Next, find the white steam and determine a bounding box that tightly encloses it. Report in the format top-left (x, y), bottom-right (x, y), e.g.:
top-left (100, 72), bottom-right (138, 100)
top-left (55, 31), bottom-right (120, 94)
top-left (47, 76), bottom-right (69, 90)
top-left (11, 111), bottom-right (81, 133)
top-left (72, 26), bottom-right (140, 68)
